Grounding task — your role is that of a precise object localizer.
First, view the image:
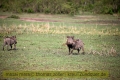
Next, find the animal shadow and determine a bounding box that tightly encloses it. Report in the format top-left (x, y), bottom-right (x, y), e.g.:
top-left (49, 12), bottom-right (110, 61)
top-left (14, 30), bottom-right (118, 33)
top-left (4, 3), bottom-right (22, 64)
top-left (72, 52), bottom-right (85, 55)
top-left (72, 53), bottom-right (79, 55)
top-left (8, 48), bottom-right (18, 51)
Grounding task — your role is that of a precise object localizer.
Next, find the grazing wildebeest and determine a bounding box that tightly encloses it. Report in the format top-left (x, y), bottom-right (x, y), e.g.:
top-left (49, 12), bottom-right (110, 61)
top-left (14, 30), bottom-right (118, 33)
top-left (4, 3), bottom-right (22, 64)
top-left (3, 36), bottom-right (17, 51)
top-left (66, 36), bottom-right (84, 55)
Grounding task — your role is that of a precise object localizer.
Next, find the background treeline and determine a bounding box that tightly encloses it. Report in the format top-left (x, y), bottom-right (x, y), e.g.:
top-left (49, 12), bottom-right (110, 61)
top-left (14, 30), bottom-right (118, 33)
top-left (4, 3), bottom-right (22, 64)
top-left (0, 0), bottom-right (120, 15)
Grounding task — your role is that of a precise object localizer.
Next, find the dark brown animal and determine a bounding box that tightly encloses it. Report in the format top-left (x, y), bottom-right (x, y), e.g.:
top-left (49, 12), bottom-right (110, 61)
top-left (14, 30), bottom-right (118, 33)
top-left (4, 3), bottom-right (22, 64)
top-left (3, 36), bottom-right (17, 51)
top-left (66, 36), bottom-right (74, 55)
top-left (66, 36), bottom-right (84, 55)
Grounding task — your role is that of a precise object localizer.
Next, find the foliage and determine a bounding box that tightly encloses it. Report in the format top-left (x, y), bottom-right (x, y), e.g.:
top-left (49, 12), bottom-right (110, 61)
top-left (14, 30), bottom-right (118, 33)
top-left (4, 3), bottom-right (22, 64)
top-left (0, 0), bottom-right (120, 15)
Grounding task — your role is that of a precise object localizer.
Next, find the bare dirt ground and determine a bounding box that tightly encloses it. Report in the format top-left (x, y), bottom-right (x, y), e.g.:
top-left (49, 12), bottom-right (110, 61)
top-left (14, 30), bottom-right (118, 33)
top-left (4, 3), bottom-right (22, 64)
top-left (20, 18), bottom-right (59, 22)
top-left (73, 16), bottom-right (120, 25)
top-left (0, 15), bottom-right (120, 25)
top-left (83, 20), bottom-right (120, 25)
top-left (0, 15), bottom-right (7, 19)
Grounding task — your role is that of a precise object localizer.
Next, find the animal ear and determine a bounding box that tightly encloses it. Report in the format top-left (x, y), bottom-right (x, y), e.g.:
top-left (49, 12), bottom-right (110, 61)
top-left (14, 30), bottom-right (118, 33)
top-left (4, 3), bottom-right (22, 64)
top-left (67, 36), bottom-right (70, 38)
top-left (76, 39), bottom-right (79, 41)
top-left (72, 36), bottom-right (74, 39)
top-left (14, 35), bottom-right (16, 38)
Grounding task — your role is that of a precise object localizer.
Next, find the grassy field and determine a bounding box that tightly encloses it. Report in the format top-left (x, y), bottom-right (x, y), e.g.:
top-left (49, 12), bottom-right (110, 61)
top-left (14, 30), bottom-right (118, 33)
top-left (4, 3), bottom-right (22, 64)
top-left (0, 12), bottom-right (120, 80)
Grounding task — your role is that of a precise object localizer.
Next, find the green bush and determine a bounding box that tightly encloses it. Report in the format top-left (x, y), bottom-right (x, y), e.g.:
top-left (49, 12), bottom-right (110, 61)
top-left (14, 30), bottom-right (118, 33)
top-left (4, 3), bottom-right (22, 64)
top-left (102, 6), bottom-right (113, 15)
top-left (44, 8), bottom-right (50, 14)
top-left (27, 8), bottom-right (34, 13)
top-left (0, 0), bottom-right (120, 15)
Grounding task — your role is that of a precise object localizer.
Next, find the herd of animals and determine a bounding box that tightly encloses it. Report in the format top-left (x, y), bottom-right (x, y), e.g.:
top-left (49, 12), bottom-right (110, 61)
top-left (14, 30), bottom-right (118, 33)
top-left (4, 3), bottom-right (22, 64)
top-left (2, 36), bottom-right (85, 55)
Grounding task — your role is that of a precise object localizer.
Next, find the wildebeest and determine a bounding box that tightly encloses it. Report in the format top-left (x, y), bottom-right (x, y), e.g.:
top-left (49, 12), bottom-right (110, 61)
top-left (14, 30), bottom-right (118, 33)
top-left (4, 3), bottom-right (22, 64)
top-left (3, 36), bottom-right (17, 51)
top-left (66, 36), bottom-right (84, 55)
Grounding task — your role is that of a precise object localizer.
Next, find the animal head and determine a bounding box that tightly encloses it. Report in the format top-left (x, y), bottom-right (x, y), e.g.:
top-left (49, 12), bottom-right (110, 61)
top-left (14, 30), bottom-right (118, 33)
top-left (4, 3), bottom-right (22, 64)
top-left (10, 36), bottom-right (17, 44)
top-left (66, 36), bottom-right (74, 45)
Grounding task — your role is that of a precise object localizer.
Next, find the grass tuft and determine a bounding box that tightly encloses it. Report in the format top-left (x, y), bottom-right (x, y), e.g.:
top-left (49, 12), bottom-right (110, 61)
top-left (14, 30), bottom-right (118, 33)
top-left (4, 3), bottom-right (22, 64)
top-left (7, 15), bottom-right (20, 19)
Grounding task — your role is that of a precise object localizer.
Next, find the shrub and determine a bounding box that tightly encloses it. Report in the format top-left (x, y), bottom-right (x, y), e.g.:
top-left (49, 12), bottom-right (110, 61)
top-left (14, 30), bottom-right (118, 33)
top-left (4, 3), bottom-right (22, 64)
top-left (27, 8), bottom-right (34, 13)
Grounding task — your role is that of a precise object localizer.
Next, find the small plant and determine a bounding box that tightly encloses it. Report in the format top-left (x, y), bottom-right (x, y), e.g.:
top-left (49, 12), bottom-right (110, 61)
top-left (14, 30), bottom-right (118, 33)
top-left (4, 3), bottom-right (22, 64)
top-left (7, 15), bottom-right (20, 19)
top-left (27, 8), bottom-right (34, 13)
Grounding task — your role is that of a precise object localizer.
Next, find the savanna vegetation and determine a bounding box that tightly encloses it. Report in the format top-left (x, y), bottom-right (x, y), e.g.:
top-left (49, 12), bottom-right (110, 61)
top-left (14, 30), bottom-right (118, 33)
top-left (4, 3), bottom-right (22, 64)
top-left (0, 0), bottom-right (120, 80)
top-left (0, 0), bottom-right (120, 15)
top-left (0, 12), bottom-right (120, 80)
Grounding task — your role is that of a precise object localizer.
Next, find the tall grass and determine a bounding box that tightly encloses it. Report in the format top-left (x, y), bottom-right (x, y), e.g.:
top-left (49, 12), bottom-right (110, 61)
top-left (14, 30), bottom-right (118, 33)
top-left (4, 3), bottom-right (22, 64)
top-left (0, 23), bottom-right (120, 36)
top-left (0, 23), bottom-right (119, 56)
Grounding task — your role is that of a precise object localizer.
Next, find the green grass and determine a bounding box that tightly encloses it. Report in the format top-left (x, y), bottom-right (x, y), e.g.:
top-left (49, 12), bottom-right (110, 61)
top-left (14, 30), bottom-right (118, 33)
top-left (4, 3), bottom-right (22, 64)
top-left (0, 13), bottom-right (120, 80)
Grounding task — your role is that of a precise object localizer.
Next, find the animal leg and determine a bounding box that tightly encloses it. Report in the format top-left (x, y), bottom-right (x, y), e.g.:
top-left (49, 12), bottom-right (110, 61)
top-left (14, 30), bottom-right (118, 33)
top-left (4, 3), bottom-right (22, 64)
top-left (6, 43), bottom-right (11, 51)
top-left (13, 44), bottom-right (16, 50)
top-left (71, 49), bottom-right (73, 54)
top-left (81, 46), bottom-right (85, 54)
top-left (3, 44), bottom-right (6, 51)
top-left (77, 48), bottom-right (80, 54)
top-left (79, 48), bottom-right (81, 54)
top-left (7, 45), bottom-right (10, 51)
top-left (68, 47), bottom-right (71, 55)
top-left (10, 44), bottom-right (12, 49)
